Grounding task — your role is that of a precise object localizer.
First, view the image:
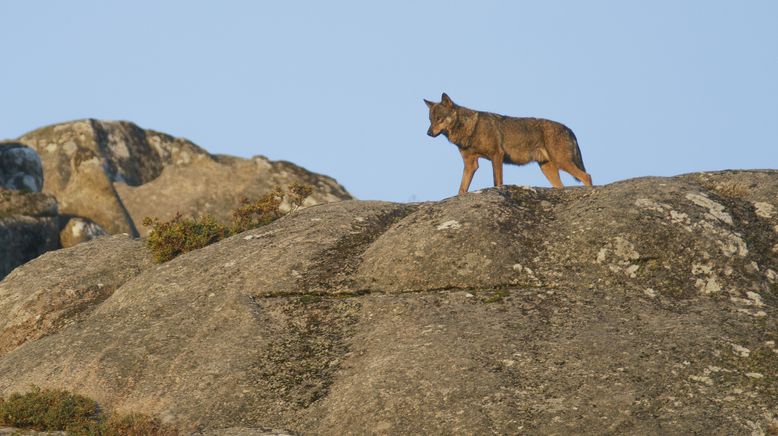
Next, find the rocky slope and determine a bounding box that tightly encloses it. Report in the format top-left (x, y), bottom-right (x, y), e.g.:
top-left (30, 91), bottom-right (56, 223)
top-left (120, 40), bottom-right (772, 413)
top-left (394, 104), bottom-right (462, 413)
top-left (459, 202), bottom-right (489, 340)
top-left (18, 120), bottom-right (352, 237)
top-left (0, 170), bottom-right (776, 435)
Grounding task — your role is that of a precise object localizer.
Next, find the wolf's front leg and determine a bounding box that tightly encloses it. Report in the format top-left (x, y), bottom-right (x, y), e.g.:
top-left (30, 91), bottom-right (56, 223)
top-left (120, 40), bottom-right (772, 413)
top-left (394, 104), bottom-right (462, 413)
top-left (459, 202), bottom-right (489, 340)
top-left (491, 152), bottom-right (504, 187)
top-left (459, 150), bottom-right (479, 194)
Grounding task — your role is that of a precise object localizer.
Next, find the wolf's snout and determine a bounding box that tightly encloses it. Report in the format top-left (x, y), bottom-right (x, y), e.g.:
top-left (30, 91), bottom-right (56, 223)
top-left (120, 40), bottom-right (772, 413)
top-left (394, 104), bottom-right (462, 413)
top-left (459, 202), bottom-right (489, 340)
top-left (427, 127), bottom-right (440, 137)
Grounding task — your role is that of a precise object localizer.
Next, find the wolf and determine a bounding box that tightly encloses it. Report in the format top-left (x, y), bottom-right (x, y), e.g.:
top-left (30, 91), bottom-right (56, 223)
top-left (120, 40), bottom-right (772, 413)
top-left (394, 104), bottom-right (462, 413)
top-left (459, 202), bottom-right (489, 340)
top-left (424, 93), bottom-right (592, 194)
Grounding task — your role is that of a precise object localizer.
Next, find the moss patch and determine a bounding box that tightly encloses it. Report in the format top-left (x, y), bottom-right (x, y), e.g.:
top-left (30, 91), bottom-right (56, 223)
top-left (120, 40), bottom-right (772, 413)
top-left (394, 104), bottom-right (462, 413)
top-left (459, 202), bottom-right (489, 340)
top-left (253, 298), bottom-right (360, 408)
top-left (482, 288), bottom-right (511, 303)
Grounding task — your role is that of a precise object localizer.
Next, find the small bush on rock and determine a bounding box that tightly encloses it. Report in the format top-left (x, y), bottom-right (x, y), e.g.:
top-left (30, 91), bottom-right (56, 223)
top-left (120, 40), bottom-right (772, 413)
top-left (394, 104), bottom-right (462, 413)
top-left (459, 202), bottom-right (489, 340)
top-left (143, 183), bottom-right (313, 263)
top-left (288, 182), bottom-right (314, 209)
top-left (0, 386), bottom-right (99, 432)
top-left (230, 186), bottom-right (285, 235)
top-left (142, 213), bottom-right (230, 263)
top-left (231, 183), bottom-right (313, 234)
top-left (0, 386), bottom-right (179, 435)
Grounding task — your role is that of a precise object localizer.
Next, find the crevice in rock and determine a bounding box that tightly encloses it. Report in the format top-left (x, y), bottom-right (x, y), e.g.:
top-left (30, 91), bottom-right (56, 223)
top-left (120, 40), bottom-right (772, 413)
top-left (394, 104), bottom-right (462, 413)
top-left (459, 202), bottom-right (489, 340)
top-left (88, 119), bottom-right (141, 237)
top-left (90, 119), bottom-right (164, 186)
top-left (255, 282), bottom-right (553, 301)
top-left (297, 204), bottom-right (418, 292)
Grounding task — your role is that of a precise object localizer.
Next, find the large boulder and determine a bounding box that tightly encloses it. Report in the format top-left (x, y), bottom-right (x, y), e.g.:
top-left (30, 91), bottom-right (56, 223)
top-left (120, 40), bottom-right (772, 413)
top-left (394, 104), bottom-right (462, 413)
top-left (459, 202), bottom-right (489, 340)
top-left (0, 190), bottom-right (59, 279)
top-left (19, 120), bottom-right (352, 237)
top-left (18, 120), bottom-right (139, 235)
top-left (0, 171), bottom-right (775, 434)
top-left (0, 143), bottom-right (43, 192)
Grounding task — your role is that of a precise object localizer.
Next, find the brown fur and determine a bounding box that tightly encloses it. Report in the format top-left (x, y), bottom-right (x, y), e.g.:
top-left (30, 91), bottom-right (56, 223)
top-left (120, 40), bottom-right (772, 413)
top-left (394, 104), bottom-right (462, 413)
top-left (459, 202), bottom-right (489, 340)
top-left (424, 93), bottom-right (592, 193)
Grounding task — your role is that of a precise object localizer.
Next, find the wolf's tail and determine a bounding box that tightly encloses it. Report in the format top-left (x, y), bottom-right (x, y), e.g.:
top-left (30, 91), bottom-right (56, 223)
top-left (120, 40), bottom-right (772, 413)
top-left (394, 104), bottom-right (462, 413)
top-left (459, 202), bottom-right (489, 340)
top-left (569, 130), bottom-right (586, 181)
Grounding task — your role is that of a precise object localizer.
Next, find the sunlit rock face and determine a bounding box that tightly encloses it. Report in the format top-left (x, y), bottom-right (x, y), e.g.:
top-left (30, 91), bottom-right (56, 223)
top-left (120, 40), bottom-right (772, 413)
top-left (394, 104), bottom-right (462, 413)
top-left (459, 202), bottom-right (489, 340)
top-left (18, 119), bottom-right (352, 237)
top-left (0, 170), bottom-right (775, 435)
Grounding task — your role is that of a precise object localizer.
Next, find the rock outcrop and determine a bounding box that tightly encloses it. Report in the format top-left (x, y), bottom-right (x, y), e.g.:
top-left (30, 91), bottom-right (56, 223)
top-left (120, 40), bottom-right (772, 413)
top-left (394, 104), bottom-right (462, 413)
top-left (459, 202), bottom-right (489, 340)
top-left (19, 120), bottom-right (352, 237)
top-left (0, 143), bottom-right (61, 279)
top-left (0, 143), bottom-right (43, 192)
top-left (18, 121), bottom-right (138, 235)
top-left (0, 171), bottom-right (775, 435)
top-left (0, 190), bottom-right (60, 279)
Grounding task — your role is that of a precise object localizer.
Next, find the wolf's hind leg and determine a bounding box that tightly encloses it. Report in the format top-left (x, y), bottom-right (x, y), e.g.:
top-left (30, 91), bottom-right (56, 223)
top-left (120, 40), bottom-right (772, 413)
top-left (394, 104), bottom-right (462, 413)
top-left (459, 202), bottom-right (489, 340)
top-left (539, 161), bottom-right (564, 188)
top-left (559, 161), bottom-right (593, 186)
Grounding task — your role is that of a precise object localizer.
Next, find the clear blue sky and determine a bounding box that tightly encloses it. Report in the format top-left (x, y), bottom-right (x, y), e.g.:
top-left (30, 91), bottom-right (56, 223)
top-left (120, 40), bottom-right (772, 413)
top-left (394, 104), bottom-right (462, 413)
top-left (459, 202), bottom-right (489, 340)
top-left (1, 1), bottom-right (776, 201)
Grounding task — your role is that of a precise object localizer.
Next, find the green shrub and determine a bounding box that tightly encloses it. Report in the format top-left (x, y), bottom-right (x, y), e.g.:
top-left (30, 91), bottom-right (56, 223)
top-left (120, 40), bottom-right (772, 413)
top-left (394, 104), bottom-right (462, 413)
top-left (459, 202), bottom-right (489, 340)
top-left (142, 213), bottom-right (230, 263)
top-left (288, 182), bottom-right (314, 209)
top-left (230, 186), bottom-right (285, 235)
top-left (0, 386), bottom-right (179, 435)
top-left (0, 386), bottom-right (99, 432)
top-left (231, 183), bottom-right (313, 234)
top-left (143, 183), bottom-right (313, 263)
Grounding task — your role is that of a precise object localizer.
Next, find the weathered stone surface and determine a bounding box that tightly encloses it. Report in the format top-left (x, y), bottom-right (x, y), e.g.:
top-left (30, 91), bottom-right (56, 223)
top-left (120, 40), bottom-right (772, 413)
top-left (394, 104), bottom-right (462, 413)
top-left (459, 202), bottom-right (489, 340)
top-left (0, 190), bottom-right (59, 279)
top-left (0, 234), bottom-right (152, 357)
top-left (59, 216), bottom-right (108, 248)
top-left (0, 142), bottom-right (43, 192)
top-left (356, 188), bottom-right (541, 292)
top-left (0, 171), bottom-right (775, 435)
top-left (18, 120), bottom-right (352, 237)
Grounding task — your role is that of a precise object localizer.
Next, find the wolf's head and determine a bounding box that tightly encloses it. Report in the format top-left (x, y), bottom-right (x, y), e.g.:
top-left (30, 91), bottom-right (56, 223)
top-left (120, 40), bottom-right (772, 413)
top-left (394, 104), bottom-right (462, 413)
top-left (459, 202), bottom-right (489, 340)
top-left (424, 93), bottom-right (457, 138)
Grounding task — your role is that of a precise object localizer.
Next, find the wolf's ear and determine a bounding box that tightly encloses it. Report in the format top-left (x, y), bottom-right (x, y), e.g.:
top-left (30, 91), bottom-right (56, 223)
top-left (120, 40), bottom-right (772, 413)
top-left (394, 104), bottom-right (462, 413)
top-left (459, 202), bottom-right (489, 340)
top-left (441, 93), bottom-right (453, 106)
top-left (424, 99), bottom-right (434, 109)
